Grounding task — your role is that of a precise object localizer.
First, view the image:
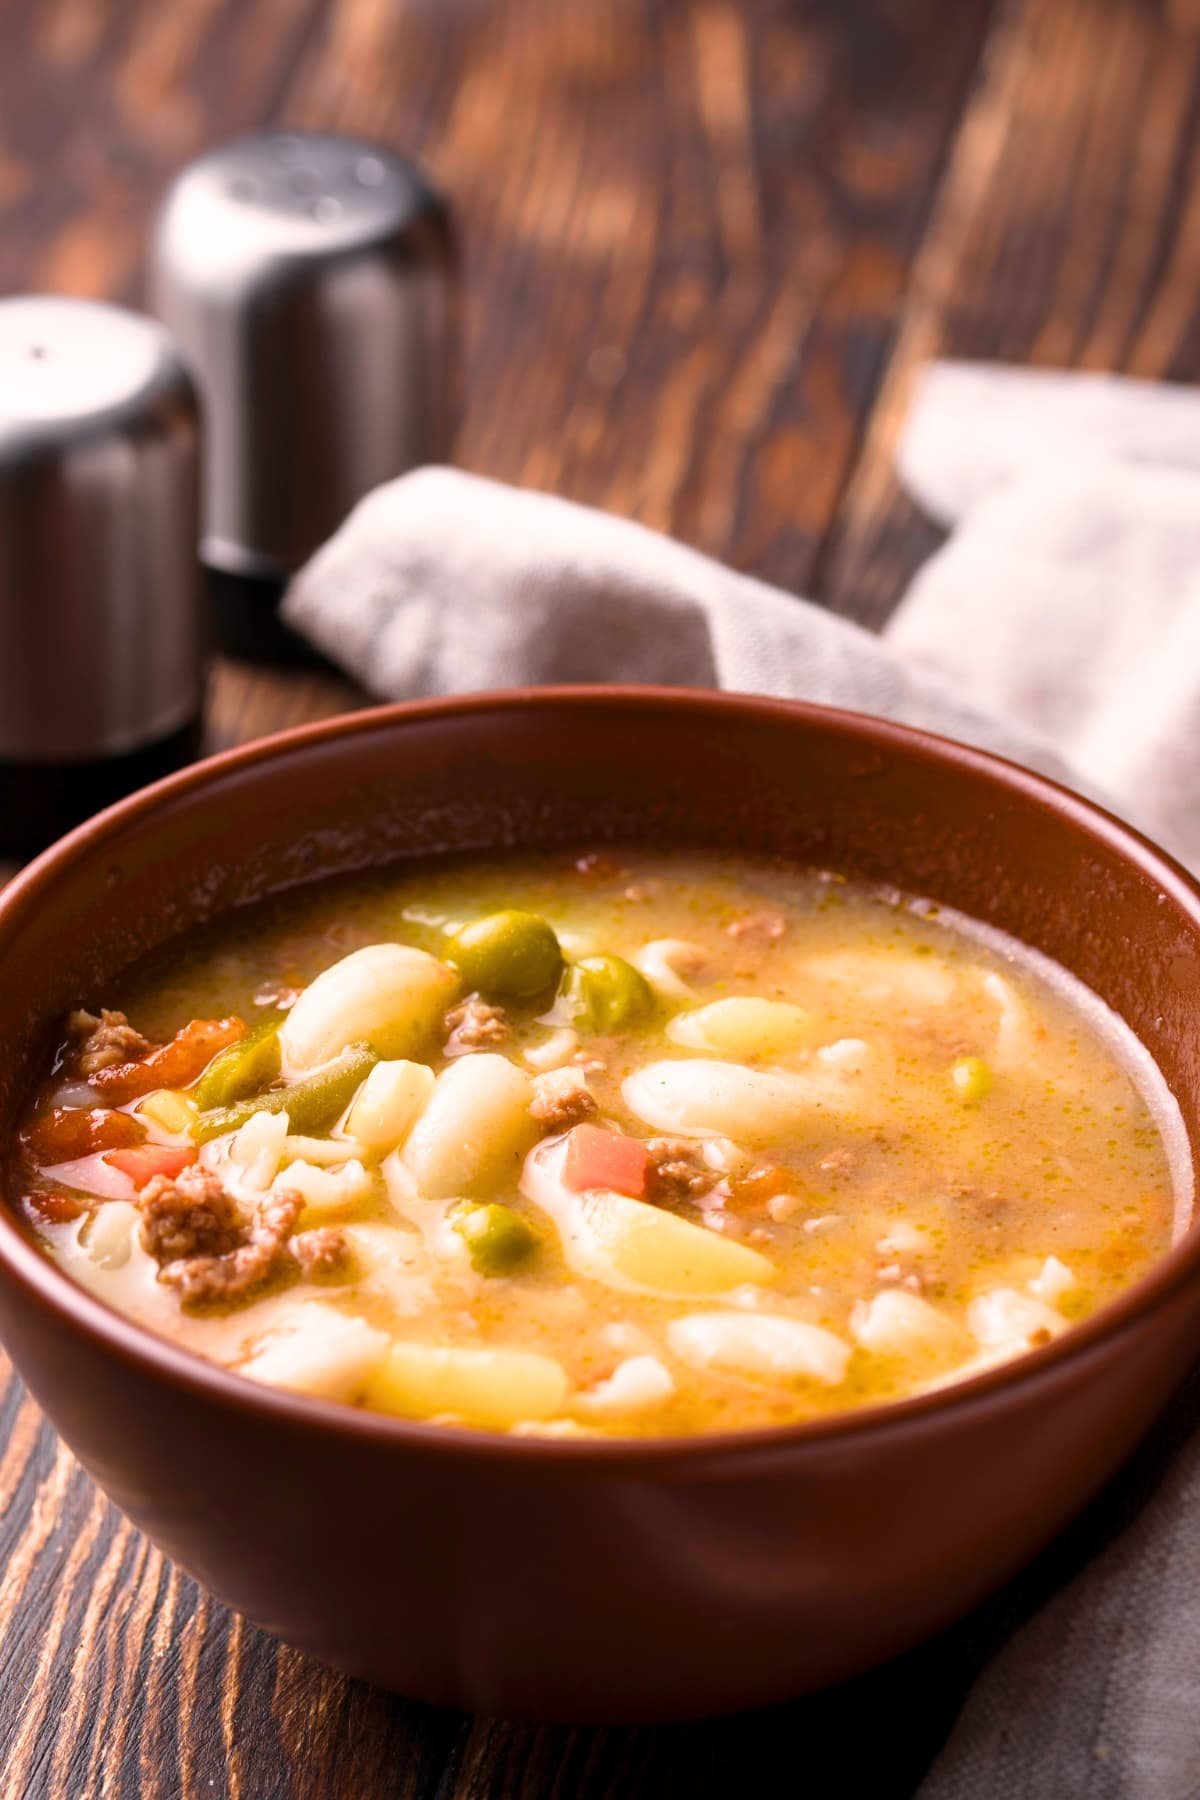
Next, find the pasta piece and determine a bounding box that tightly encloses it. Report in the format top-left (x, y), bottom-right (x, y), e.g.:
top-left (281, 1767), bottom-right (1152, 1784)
top-left (623, 1060), bottom-right (822, 1142)
top-left (580, 1191), bottom-right (773, 1294)
top-left (576, 1355), bottom-right (675, 1416)
top-left (816, 1038), bottom-right (872, 1073)
top-left (599, 1320), bottom-right (658, 1357)
top-left (365, 1342), bottom-right (569, 1426)
top-left (850, 1290), bottom-right (961, 1360)
top-left (981, 971), bottom-right (1032, 1070)
top-left (283, 1135), bottom-right (362, 1166)
top-left (341, 1221), bottom-right (427, 1274)
top-left (235, 1106), bottom-right (291, 1184)
top-left (239, 1305), bottom-right (389, 1401)
top-left (632, 939), bottom-right (705, 1003)
top-left (668, 1312), bottom-right (851, 1386)
top-left (340, 1223), bottom-right (434, 1315)
top-left (275, 1157), bottom-right (373, 1223)
top-left (700, 1137), bottom-right (756, 1176)
top-left (79, 1199), bottom-right (140, 1270)
top-left (402, 1054), bottom-right (537, 1198)
top-left (522, 1028), bottom-right (580, 1072)
top-left (344, 1059), bottom-right (436, 1152)
top-left (522, 1139), bottom-right (774, 1296)
top-left (279, 944), bottom-right (458, 1072)
top-left (967, 1287), bottom-right (1068, 1355)
top-left (667, 998), bottom-right (811, 1058)
top-left (1029, 1255), bottom-right (1076, 1304)
top-left (202, 1107), bottom-right (290, 1196)
top-left (875, 1222), bottom-right (929, 1257)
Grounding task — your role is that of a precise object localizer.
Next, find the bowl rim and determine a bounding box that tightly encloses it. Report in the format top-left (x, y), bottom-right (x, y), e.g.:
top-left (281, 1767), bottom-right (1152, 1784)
top-left (1, 682), bottom-right (1198, 1470)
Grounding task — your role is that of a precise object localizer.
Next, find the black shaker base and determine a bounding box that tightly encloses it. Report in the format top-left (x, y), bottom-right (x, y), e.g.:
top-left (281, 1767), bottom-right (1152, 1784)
top-left (0, 717), bottom-right (204, 861)
top-left (206, 566), bottom-right (337, 670)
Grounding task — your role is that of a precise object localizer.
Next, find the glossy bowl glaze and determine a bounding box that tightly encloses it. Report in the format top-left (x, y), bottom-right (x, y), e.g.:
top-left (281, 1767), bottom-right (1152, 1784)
top-left (1, 688), bottom-right (1199, 1723)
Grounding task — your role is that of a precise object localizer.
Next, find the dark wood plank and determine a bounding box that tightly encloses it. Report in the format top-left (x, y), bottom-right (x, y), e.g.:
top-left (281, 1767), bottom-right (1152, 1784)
top-left (0, 0), bottom-right (328, 302)
top-left (818, 0), bottom-right (1200, 626)
top-left (208, 0), bottom-right (997, 747)
top-left (271, 0), bottom-right (995, 597)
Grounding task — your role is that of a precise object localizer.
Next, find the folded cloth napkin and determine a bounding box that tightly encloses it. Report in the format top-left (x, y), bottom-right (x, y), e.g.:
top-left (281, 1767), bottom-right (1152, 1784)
top-left (284, 364), bottom-right (1200, 1797)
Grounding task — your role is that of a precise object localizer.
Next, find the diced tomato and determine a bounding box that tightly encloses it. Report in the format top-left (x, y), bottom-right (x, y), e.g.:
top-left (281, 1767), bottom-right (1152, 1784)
top-left (90, 1016), bottom-right (245, 1103)
top-left (562, 1124), bottom-right (647, 1198)
top-left (103, 1144), bottom-right (197, 1188)
top-left (21, 1106), bottom-right (146, 1166)
top-left (23, 1191), bottom-right (86, 1225)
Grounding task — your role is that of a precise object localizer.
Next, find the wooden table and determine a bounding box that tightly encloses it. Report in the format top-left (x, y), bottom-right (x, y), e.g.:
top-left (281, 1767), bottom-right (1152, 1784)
top-left (2, 1), bottom-right (1200, 1792)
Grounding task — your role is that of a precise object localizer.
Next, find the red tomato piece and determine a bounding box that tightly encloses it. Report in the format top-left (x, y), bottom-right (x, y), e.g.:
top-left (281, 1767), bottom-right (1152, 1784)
top-left (90, 1016), bottom-right (245, 1103)
top-left (21, 1106), bottom-right (146, 1166)
top-left (562, 1124), bottom-right (647, 1198)
top-left (103, 1144), bottom-right (197, 1188)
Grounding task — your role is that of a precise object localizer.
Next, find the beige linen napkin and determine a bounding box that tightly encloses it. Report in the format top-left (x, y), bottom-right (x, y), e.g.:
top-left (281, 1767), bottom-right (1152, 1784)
top-left (283, 364), bottom-right (1200, 1796)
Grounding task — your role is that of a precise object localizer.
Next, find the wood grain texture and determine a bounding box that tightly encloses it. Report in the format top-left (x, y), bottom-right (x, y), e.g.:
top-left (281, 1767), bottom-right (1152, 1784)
top-left (276, 0), bottom-right (996, 594)
top-left (3, 0), bottom-right (1200, 1794)
top-left (820, 0), bottom-right (1200, 625)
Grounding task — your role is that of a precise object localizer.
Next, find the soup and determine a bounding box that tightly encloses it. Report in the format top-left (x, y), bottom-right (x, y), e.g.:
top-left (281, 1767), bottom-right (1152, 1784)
top-left (9, 850), bottom-right (1184, 1438)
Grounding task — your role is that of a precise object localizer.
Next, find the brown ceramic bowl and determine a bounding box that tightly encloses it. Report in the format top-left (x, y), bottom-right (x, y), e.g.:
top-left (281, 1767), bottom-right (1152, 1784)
top-left (0, 688), bottom-right (1198, 1723)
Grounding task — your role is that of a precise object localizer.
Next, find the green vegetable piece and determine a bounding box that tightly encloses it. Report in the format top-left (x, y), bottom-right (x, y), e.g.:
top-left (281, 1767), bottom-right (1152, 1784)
top-left (451, 1202), bottom-right (538, 1275)
top-left (564, 954), bottom-right (654, 1031)
top-left (192, 1014), bottom-right (282, 1110)
top-left (193, 1042), bottom-right (378, 1144)
top-left (951, 1056), bottom-right (994, 1103)
top-left (447, 910), bottom-right (563, 999)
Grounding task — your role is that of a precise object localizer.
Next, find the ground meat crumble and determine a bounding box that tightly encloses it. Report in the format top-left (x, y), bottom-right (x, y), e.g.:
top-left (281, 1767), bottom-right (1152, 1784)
top-left (66, 1008), bottom-right (152, 1076)
top-left (139, 1166), bottom-right (242, 1262)
top-left (643, 1138), bottom-right (719, 1204)
top-left (530, 1066), bottom-right (596, 1129)
top-left (444, 993), bottom-right (510, 1050)
top-left (292, 1227), bottom-right (349, 1278)
top-left (137, 1165), bottom-right (345, 1306)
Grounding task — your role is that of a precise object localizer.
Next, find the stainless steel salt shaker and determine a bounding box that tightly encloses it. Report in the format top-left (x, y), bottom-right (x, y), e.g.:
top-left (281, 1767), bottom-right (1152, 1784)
top-left (0, 295), bottom-right (203, 858)
top-left (150, 130), bottom-right (456, 665)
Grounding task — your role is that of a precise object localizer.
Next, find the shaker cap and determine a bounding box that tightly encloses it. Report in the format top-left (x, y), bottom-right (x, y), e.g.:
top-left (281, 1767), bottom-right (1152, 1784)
top-left (150, 130), bottom-right (456, 579)
top-left (0, 295), bottom-right (202, 763)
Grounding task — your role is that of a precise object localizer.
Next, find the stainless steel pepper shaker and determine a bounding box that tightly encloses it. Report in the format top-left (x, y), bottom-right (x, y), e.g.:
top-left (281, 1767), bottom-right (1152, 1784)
top-left (150, 130), bottom-right (456, 666)
top-left (0, 295), bottom-right (204, 858)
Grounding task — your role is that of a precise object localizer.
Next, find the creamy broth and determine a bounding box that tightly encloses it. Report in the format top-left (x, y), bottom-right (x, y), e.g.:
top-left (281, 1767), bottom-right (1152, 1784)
top-left (10, 850), bottom-right (1185, 1438)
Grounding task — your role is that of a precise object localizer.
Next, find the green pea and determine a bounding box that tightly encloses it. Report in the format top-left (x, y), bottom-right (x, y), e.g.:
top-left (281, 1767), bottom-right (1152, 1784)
top-left (564, 954), bottom-right (654, 1031)
top-left (192, 1014), bottom-right (282, 1110)
top-left (951, 1056), bottom-right (994, 1103)
top-left (193, 1042), bottom-right (378, 1143)
top-left (451, 1202), bottom-right (538, 1275)
top-left (447, 911), bottom-right (563, 999)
